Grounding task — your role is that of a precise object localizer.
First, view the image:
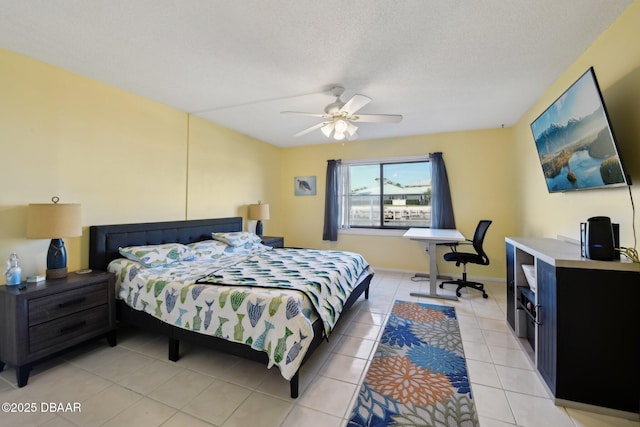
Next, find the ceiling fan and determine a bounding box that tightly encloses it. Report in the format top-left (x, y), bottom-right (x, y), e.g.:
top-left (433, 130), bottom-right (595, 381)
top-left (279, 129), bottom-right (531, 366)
top-left (281, 86), bottom-right (403, 141)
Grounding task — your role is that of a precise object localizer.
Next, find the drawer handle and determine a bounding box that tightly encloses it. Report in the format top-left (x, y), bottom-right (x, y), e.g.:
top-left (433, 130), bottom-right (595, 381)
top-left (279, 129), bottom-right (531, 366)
top-left (58, 297), bottom-right (86, 308)
top-left (534, 304), bottom-right (543, 325)
top-left (60, 321), bottom-right (87, 335)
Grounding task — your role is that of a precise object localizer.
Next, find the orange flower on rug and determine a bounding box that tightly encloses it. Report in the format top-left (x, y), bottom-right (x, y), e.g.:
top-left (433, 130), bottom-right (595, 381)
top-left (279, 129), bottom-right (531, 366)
top-left (366, 355), bottom-right (453, 406)
top-left (347, 301), bottom-right (479, 427)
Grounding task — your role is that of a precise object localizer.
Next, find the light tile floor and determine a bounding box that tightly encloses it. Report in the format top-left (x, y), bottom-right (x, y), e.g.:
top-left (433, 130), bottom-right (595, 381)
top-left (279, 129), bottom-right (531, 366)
top-left (1, 270), bottom-right (638, 426)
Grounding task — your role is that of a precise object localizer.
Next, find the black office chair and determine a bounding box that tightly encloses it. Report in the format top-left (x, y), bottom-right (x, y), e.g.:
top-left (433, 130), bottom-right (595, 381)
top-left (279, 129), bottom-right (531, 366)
top-left (439, 220), bottom-right (492, 298)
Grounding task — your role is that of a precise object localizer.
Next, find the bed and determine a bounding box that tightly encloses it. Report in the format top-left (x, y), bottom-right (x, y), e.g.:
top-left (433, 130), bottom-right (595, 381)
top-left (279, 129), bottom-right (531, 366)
top-left (88, 217), bottom-right (373, 398)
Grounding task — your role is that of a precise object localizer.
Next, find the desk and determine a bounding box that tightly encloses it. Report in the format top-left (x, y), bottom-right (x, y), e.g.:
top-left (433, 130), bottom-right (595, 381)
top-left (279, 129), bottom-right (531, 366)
top-left (403, 228), bottom-right (465, 301)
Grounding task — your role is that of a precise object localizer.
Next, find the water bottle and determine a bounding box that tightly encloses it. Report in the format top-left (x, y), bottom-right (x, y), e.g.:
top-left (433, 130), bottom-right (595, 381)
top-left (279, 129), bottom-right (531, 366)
top-left (5, 253), bottom-right (22, 286)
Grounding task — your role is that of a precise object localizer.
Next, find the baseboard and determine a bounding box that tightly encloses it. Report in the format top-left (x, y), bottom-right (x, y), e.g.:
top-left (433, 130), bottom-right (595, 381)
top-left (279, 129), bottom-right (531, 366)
top-left (371, 266), bottom-right (505, 283)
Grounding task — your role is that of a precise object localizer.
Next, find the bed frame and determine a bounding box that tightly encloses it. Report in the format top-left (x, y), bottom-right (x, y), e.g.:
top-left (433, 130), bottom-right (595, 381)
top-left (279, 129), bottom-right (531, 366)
top-left (88, 217), bottom-right (372, 398)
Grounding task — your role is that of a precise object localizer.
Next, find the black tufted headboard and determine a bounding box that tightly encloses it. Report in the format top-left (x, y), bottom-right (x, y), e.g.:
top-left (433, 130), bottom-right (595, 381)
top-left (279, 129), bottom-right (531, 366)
top-left (89, 217), bottom-right (243, 271)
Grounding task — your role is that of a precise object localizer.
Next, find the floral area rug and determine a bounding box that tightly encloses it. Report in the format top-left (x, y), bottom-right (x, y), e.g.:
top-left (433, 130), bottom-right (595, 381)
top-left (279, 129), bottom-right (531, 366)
top-left (347, 301), bottom-right (479, 427)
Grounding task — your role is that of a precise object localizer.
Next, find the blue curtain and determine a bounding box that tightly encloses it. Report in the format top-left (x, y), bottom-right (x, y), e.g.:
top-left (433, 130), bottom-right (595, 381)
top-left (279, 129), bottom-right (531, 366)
top-left (323, 159), bottom-right (341, 241)
top-left (430, 152), bottom-right (456, 229)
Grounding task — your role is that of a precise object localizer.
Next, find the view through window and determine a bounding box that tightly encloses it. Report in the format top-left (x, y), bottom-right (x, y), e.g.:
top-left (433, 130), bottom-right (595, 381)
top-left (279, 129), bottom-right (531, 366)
top-left (342, 159), bottom-right (431, 229)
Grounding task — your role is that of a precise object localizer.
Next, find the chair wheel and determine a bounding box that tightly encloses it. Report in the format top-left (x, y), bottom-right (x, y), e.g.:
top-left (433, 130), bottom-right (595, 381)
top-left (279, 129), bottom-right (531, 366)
top-left (456, 292), bottom-right (461, 297)
top-left (482, 293), bottom-right (488, 299)
top-left (439, 284), bottom-right (444, 289)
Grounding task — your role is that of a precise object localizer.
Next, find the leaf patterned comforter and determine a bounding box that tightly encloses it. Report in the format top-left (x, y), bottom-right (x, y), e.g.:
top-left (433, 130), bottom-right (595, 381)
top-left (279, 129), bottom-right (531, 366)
top-left (109, 248), bottom-right (372, 380)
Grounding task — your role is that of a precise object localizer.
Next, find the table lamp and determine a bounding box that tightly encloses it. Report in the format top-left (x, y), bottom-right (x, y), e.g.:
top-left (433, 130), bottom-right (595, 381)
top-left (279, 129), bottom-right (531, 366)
top-left (27, 196), bottom-right (82, 280)
top-left (248, 201), bottom-right (270, 237)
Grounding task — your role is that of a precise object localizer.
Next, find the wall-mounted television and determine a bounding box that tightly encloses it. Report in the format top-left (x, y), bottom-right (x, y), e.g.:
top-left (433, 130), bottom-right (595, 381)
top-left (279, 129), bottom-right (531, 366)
top-left (530, 67), bottom-right (629, 193)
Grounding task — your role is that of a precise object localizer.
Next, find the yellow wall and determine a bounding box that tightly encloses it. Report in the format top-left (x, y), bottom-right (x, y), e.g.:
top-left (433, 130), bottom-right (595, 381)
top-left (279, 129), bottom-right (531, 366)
top-left (186, 115), bottom-right (282, 223)
top-left (0, 49), bottom-right (281, 280)
top-left (279, 129), bottom-right (518, 278)
top-left (512, 1), bottom-right (640, 249)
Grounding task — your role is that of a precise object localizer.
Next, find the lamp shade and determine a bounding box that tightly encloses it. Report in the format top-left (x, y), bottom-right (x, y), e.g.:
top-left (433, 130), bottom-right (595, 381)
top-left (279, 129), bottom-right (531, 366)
top-left (27, 202), bottom-right (82, 238)
top-left (248, 203), bottom-right (270, 221)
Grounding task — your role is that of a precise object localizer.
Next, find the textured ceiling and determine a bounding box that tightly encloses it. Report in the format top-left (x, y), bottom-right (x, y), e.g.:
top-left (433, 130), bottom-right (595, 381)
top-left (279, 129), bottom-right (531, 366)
top-left (0, 1), bottom-right (632, 147)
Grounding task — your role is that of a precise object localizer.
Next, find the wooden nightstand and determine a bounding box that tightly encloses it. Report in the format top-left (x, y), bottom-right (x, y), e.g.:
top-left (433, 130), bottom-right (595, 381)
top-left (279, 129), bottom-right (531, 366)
top-left (0, 270), bottom-right (116, 387)
top-left (261, 236), bottom-right (284, 248)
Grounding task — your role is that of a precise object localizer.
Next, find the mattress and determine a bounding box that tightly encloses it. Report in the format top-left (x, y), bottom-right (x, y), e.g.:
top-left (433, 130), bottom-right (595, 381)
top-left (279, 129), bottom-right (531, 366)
top-left (108, 245), bottom-right (372, 379)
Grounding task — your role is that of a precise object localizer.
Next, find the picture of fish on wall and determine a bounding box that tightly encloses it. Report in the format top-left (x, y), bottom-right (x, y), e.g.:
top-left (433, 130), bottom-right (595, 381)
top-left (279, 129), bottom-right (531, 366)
top-left (294, 176), bottom-right (316, 196)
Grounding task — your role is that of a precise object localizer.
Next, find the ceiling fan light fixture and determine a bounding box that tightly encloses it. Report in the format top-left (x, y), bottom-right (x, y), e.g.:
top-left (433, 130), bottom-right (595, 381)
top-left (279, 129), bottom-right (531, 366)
top-left (334, 119), bottom-right (348, 134)
top-left (321, 122), bottom-right (334, 137)
top-left (333, 131), bottom-right (345, 141)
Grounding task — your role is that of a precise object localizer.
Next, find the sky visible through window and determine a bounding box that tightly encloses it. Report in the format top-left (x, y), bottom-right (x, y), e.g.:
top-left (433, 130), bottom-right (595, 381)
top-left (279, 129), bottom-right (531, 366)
top-left (350, 162), bottom-right (431, 192)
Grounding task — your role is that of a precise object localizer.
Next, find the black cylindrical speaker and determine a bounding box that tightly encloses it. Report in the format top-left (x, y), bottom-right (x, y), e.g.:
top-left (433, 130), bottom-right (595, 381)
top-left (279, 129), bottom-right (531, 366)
top-left (585, 216), bottom-right (615, 261)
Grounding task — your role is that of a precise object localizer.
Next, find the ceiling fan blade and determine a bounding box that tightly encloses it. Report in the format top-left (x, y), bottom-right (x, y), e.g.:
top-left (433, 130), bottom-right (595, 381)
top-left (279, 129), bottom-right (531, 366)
top-left (281, 111), bottom-right (328, 118)
top-left (294, 122), bottom-right (326, 137)
top-left (340, 94), bottom-right (372, 115)
top-left (346, 121), bottom-right (358, 137)
top-left (352, 114), bottom-right (403, 123)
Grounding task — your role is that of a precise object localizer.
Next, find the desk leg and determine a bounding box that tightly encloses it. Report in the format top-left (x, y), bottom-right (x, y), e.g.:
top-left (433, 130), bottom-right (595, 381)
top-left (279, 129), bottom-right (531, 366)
top-left (410, 242), bottom-right (458, 301)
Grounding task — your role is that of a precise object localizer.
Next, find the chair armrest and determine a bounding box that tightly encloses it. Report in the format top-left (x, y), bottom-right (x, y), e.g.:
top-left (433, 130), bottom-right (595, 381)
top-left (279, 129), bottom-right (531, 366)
top-left (438, 240), bottom-right (472, 252)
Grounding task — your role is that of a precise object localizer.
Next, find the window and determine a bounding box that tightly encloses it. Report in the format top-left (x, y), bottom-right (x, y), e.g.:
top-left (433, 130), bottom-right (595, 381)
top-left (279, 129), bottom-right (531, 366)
top-left (339, 156), bottom-right (431, 229)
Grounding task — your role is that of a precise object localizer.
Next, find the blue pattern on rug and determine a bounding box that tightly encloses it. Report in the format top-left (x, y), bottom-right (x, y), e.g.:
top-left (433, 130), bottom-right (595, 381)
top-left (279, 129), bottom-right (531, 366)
top-left (347, 300), bottom-right (479, 427)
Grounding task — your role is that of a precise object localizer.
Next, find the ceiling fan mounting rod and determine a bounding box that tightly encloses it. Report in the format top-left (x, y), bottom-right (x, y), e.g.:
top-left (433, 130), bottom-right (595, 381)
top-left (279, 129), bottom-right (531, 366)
top-left (330, 86), bottom-right (345, 98)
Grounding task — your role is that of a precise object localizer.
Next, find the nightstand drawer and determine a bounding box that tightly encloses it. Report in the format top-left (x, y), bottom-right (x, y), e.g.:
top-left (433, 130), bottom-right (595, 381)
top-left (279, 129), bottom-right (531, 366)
top-left (28, 282), bottom-right (108, 325)
top-left (29, 304), bottom-right (110, 354)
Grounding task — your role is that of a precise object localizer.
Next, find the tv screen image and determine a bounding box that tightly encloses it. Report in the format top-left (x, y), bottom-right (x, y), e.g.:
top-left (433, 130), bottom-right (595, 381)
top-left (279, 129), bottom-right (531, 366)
top-left (530, 67), bottom-right (628, 193)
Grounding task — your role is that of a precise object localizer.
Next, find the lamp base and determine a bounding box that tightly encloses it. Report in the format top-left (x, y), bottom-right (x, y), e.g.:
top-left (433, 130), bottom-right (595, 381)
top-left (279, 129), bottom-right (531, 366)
top-left (46, 267), bottom-right (68, 280)
top-left (46, 238), bottom-right (68, 280)
top-left (255, 220), bottom-right (263, 237)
